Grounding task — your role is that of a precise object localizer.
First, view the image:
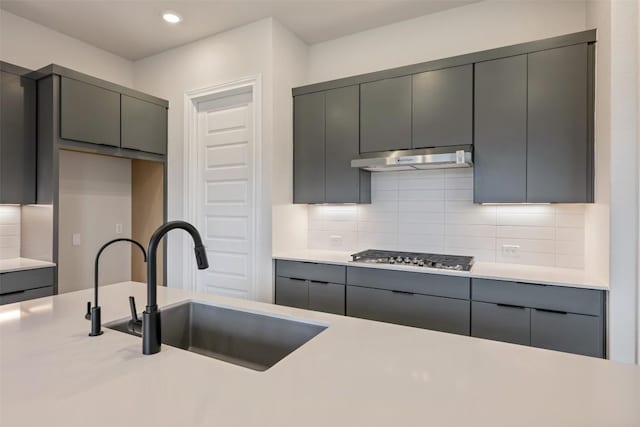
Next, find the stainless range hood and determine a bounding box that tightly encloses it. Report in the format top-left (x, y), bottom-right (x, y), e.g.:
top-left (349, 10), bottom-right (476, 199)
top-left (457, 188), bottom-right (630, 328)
top-left (351, 146), bottom-right (473, 172)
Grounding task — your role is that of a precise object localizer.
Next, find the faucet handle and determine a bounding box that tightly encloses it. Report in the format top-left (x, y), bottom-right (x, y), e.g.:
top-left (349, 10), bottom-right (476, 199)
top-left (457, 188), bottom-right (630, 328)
top-left (128, 296), bottom-right (142, 335)
top-left (85, 301), bottom-right (91, 320)
top-left (128, 296), bottom-right (139, 323)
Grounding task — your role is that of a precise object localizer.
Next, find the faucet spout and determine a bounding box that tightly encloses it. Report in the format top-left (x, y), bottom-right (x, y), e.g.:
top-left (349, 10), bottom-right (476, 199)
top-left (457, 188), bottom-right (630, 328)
top-left (143, 221), bottom-right (209, 355)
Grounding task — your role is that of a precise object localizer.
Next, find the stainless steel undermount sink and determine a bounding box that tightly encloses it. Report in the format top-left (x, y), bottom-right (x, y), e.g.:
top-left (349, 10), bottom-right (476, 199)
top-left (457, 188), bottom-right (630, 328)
top-left (106, 300), bottom-right (328, 371)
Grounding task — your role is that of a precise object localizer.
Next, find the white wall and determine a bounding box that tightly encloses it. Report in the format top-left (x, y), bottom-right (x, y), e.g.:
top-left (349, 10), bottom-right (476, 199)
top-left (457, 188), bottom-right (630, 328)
top-left (133, 18), bottom-right (275, 299)
top-left (58, 151), bottom-right (132, 294)
top-left (307, 0), bottom-right (587, 83)
top-left (0, 10), bottom-right (134, 86)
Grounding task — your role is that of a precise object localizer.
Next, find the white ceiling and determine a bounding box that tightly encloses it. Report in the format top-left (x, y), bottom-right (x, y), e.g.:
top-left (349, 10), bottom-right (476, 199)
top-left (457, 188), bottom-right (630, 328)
top-left (0, 1), bottom-right (478, 60)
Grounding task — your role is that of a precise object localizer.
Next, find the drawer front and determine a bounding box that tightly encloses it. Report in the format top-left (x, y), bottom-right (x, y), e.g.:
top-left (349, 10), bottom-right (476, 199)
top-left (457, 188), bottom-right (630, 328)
top-left (275, 276), bottom-right (308, 309)
top-left (276, 260), bottom-right (345, 284)
top-left (471, 301), bottom-right (530, 346)
top-left (346, 285), bottom-right (470, 335)
top-left (531, 309), bottom-right (604, 358)
top-left (309, 281), bottom-right (345, 315)
top-left (347, 267), bottom-right (470, 299)
top-left (0, 268), bottom-right (54, 295)
top-left (0, 286), bottom-right (53, 305)
top-left (472, 278), bottom-right (603, 316)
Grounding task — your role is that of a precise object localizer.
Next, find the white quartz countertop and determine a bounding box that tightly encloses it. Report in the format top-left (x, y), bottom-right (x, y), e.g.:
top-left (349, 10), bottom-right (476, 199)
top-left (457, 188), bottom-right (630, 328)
top-left (0, 257), bottom-right (56, 273)
top-left (273, 250), bottom-right (609, 290)
top-left (1, 282), bottom-right (637, 427)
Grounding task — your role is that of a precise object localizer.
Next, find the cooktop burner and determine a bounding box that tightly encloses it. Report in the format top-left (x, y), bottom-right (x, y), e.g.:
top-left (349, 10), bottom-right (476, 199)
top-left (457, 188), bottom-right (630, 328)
top-left (351, 249), bottom-right (474, 271)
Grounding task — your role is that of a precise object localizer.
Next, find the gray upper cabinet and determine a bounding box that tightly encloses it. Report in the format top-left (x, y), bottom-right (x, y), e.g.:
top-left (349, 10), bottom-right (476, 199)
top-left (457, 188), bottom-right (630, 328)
top-left (293, 92), bottom-right (325, 204)
top-left (0, 64), bottom-right (36, 204)
top-left (325, 86), bottom-right (369, 203)
top-left (474, 55), bottom-right (528, 203)
top-left (527, 43), bottom-right (591, 203)
top-left (60, 77), bottom-right (120, 147)
top-left (360, 76), bottom-right (412, 153)
top-left (121, 95), bottom-right (167, 155)
top-left (412, 65), bottom-right (472, 149)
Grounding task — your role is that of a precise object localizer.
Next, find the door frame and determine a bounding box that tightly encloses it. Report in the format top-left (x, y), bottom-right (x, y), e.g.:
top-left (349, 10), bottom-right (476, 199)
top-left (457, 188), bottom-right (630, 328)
top-left (183, 75), bottom-right (262, 296)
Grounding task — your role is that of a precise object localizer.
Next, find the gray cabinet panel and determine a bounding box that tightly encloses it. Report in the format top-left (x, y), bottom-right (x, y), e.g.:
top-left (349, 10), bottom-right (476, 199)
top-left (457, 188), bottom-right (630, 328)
top-left (293, 92), bottom-right (325, 203)
top-left (60, 77), bottom-right (120, 147)
top-left (325, 86), bottom-right (368, 203)
top-left (472, 278), bottom-right (603, 316)
top-left (471, 301), bottom-right (530, 346)
top-left (0, 286), bottom-right (53, 305)
top-left (360, 76), bottom-right (412, 153)
top-left (0, 69), bottom-right (36, 204)
top-left (121, 95), bottom-right (167, 155)
top-left (309, 281), bottom-right (345, 315)
top-left (412, 65), bottom-right (472, 148)
top-left (474, 55), bottom-right (527, 203)
top-left (531, 309), bottom-right (603, 358)
top-left (347, 267), bottom-right (469, 299)
top-left (347, 285), bottom-right (470, 335)
top-left (0, 268), bottom-right (54, 295)
top-left (277, 260), bottom-right (345, 284)
top-left (527, 44), bottom-right (590, 203)
top-left (275, 277), bottom-right (308, 309)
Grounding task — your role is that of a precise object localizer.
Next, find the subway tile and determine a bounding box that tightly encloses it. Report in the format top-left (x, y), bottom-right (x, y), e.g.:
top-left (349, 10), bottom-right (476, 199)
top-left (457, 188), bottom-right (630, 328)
top-left (445, 224), bottom-right (496, 237)
top-left (496, 238), bottom-right (555, 254)
top-left (556, 227), bottom-right (584, 241)
top-left (399, 222), bottom-right (445, 235)
top-left (555, 240), bottom-right (585, 255)
top-left (446, 211), bottom-right (497, 225)
top-left (446, 236), bottom-right (496, 250)
top-left (357, 232), bottom-right (398, 250)
top-left (399, 200), bottom-right (445, 213)
top-left (444, 168), bottom-right (472, 179)
top-left (398, 211), bottom-right (445, 224)
top-left (0, 224), bottom-right (20, 236)
top-left (496, 212), bottom-right (555, 227)
top-left (398, 189), bottom-right (444, 201)
top-left (358, 221), bottom-right (397, 233)
top-left (323, 221), bottom-right (358, 232)
top-left (496, 226), bottom-right (555, 240)
top-left (445, 189), bottom-right (473, 201)
top-left (496, 251), bottom-right (555, 267)
top-left (556, 213), bottom-right (584, 228)
top-left (444, 177), bottom-right (473, 190)
top-left (372, 190), bottom-right (399, 202)
top-left (556, 254), bottom-right (584, 269)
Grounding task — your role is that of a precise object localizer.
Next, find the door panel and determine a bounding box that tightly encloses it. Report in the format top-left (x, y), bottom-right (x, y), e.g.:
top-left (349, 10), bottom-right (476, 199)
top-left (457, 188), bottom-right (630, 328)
top-left (412, 65), bottom-right (472, 148)
top-left (360, 76), bottom-right (412, 153)
top-left (275, 277), bottom-right (308, 309)
top-left (471, 301), bottom-right (530, 345)
top-left (294, 92), bottom-right (325, 203)
top-left (531, 309), bottom-right (603, 357)
top-left (121, 95), bottom-right (167, 154)
top-left (308, 281), bottom-right (345, 315)
top-left (474, 55), bottom-right (527, 203)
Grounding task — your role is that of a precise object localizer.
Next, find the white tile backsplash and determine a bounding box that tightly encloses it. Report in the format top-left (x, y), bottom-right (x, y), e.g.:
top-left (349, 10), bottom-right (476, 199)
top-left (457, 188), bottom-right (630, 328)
top-left (0, 206), bottom-right (21, 259)
top-left (307, 168), bottom-right (586, 269)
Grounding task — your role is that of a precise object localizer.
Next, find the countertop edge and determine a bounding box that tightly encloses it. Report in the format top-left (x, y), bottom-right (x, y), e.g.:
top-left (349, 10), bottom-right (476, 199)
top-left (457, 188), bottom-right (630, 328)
top-left (0, 258), bottom-right (57, 274)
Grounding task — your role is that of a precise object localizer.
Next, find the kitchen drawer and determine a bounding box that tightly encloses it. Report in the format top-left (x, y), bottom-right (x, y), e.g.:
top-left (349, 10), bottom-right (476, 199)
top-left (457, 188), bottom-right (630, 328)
top-left (531, 308), bottom-right (604, 358)
top-left (346, 285), bottom-right (470, 335)
top-left (471, 279), bottom-right (603, 316)
top-left (347, 267), bottom-right (470, 299)
top-left (471, 301), bottom-right (530, 346)
top-left (309, 281), bottom-right (344, 315)
top-left (275, 276), bottom-right (308, 309)
top-left (0, 268), bottom-right (54, 295)
top-left (276, 260), bottom-right (345, 284)
top-left (0, 286), bottom-right (53, 305)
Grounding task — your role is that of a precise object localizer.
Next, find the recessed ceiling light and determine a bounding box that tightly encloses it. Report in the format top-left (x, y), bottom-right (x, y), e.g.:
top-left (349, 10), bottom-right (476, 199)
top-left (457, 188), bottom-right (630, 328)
top-left (162, 11), bottom-right (182, 24)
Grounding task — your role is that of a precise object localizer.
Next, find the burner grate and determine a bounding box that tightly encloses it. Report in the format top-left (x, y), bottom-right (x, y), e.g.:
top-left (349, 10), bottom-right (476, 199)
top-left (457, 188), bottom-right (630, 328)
top-left (351, 249), bottom-right (474, 271)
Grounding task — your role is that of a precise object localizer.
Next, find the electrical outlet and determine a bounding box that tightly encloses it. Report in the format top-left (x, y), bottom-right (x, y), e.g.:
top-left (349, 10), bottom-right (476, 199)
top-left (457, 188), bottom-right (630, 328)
top-left (501, 244), bottom-right (520, 257)
top-left (72, 233), bottom-right (81, 246)
top-left (329, 235), bottom-right (343, 248)
top-left (115, 223), bottom-right (123, 234)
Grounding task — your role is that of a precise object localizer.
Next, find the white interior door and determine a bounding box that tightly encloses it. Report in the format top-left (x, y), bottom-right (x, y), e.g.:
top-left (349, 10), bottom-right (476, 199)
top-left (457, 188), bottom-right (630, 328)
top-left (195, 90), bottom-right (255, 298)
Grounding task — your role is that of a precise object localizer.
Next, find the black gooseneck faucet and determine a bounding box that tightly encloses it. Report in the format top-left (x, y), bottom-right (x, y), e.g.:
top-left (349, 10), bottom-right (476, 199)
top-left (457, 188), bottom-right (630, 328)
top-left (142, 221), bottom-right (209, 355)
top-left (87, 238), bottom-right (147, 337)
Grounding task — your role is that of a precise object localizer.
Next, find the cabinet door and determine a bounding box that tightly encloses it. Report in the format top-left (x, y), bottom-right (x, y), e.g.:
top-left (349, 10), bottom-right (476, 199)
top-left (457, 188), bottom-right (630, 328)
top-left (360, 76), bottom-right (412, 153)
top-left (308, 281), bottom-right (345, 315)
top-left (474, 55), bottom-right (527, 203)
top-left (293, 92), bottom-right (325, 203)
top-left (325, 86), bottom-right (369, 203)
top-left (60, 77), bottom-right (120, 147)
top-left (527, 44), bottom-right (590, 203)
top-left (347, 285), bottom-right (470, 335)
top-left (531, 309), bottom-right (604, 358)
top-left (471, 301), bottom-right (530, 346)
top-left (412, 65), bottom-right (472, 148)
top-left (0, 70), bottom-right (36, 204)
top-left (275, 277), bottom-right (308, 309)
top-left (121, 95), bottom-right (167, 155)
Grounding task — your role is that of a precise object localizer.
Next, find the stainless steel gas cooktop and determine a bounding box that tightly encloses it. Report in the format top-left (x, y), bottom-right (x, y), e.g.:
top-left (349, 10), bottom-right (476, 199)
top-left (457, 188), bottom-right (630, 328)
top-left (351, 249), bottom-right (474, 271)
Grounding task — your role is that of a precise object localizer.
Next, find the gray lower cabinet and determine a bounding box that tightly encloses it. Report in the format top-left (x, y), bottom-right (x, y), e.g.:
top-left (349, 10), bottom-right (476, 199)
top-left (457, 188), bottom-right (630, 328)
top-left (60, 76), bottom-right (121, 147)
top-left (347, 285), bottom-right (470, 335)
top-left (0, 267), bottom-right (55, 305)
top-left (412, 65), bottom-right (472, 148)
top-left (293, 92), bottom-right (325, 203)
top-left (275, 276), bottom-right (308, 309)
top-left (474, 55), bottom-right (527, 203)
top-left (309, 281), bottom-right (345, 315)
top-left (527, 43), bottom-right (592, 203)
top-left (121, 95), bottom-right (167, 155)
top-left (471, 301), bottom-right (530, 346)
top-left (0, 63), bottom-right (36, 204)
top-left (531, 309), bottom-right (604, 358)
top-left (360, 76), bottom-right (412, 153)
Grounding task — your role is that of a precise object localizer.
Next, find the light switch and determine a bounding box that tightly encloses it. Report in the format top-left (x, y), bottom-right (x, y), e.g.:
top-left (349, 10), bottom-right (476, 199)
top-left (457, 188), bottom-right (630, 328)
top-left (501, 244), bottom-right (520, 257)
top-left (115, 223), bottom-right (123, 234)
top-left (72, 233), bottom-right (81, 246)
